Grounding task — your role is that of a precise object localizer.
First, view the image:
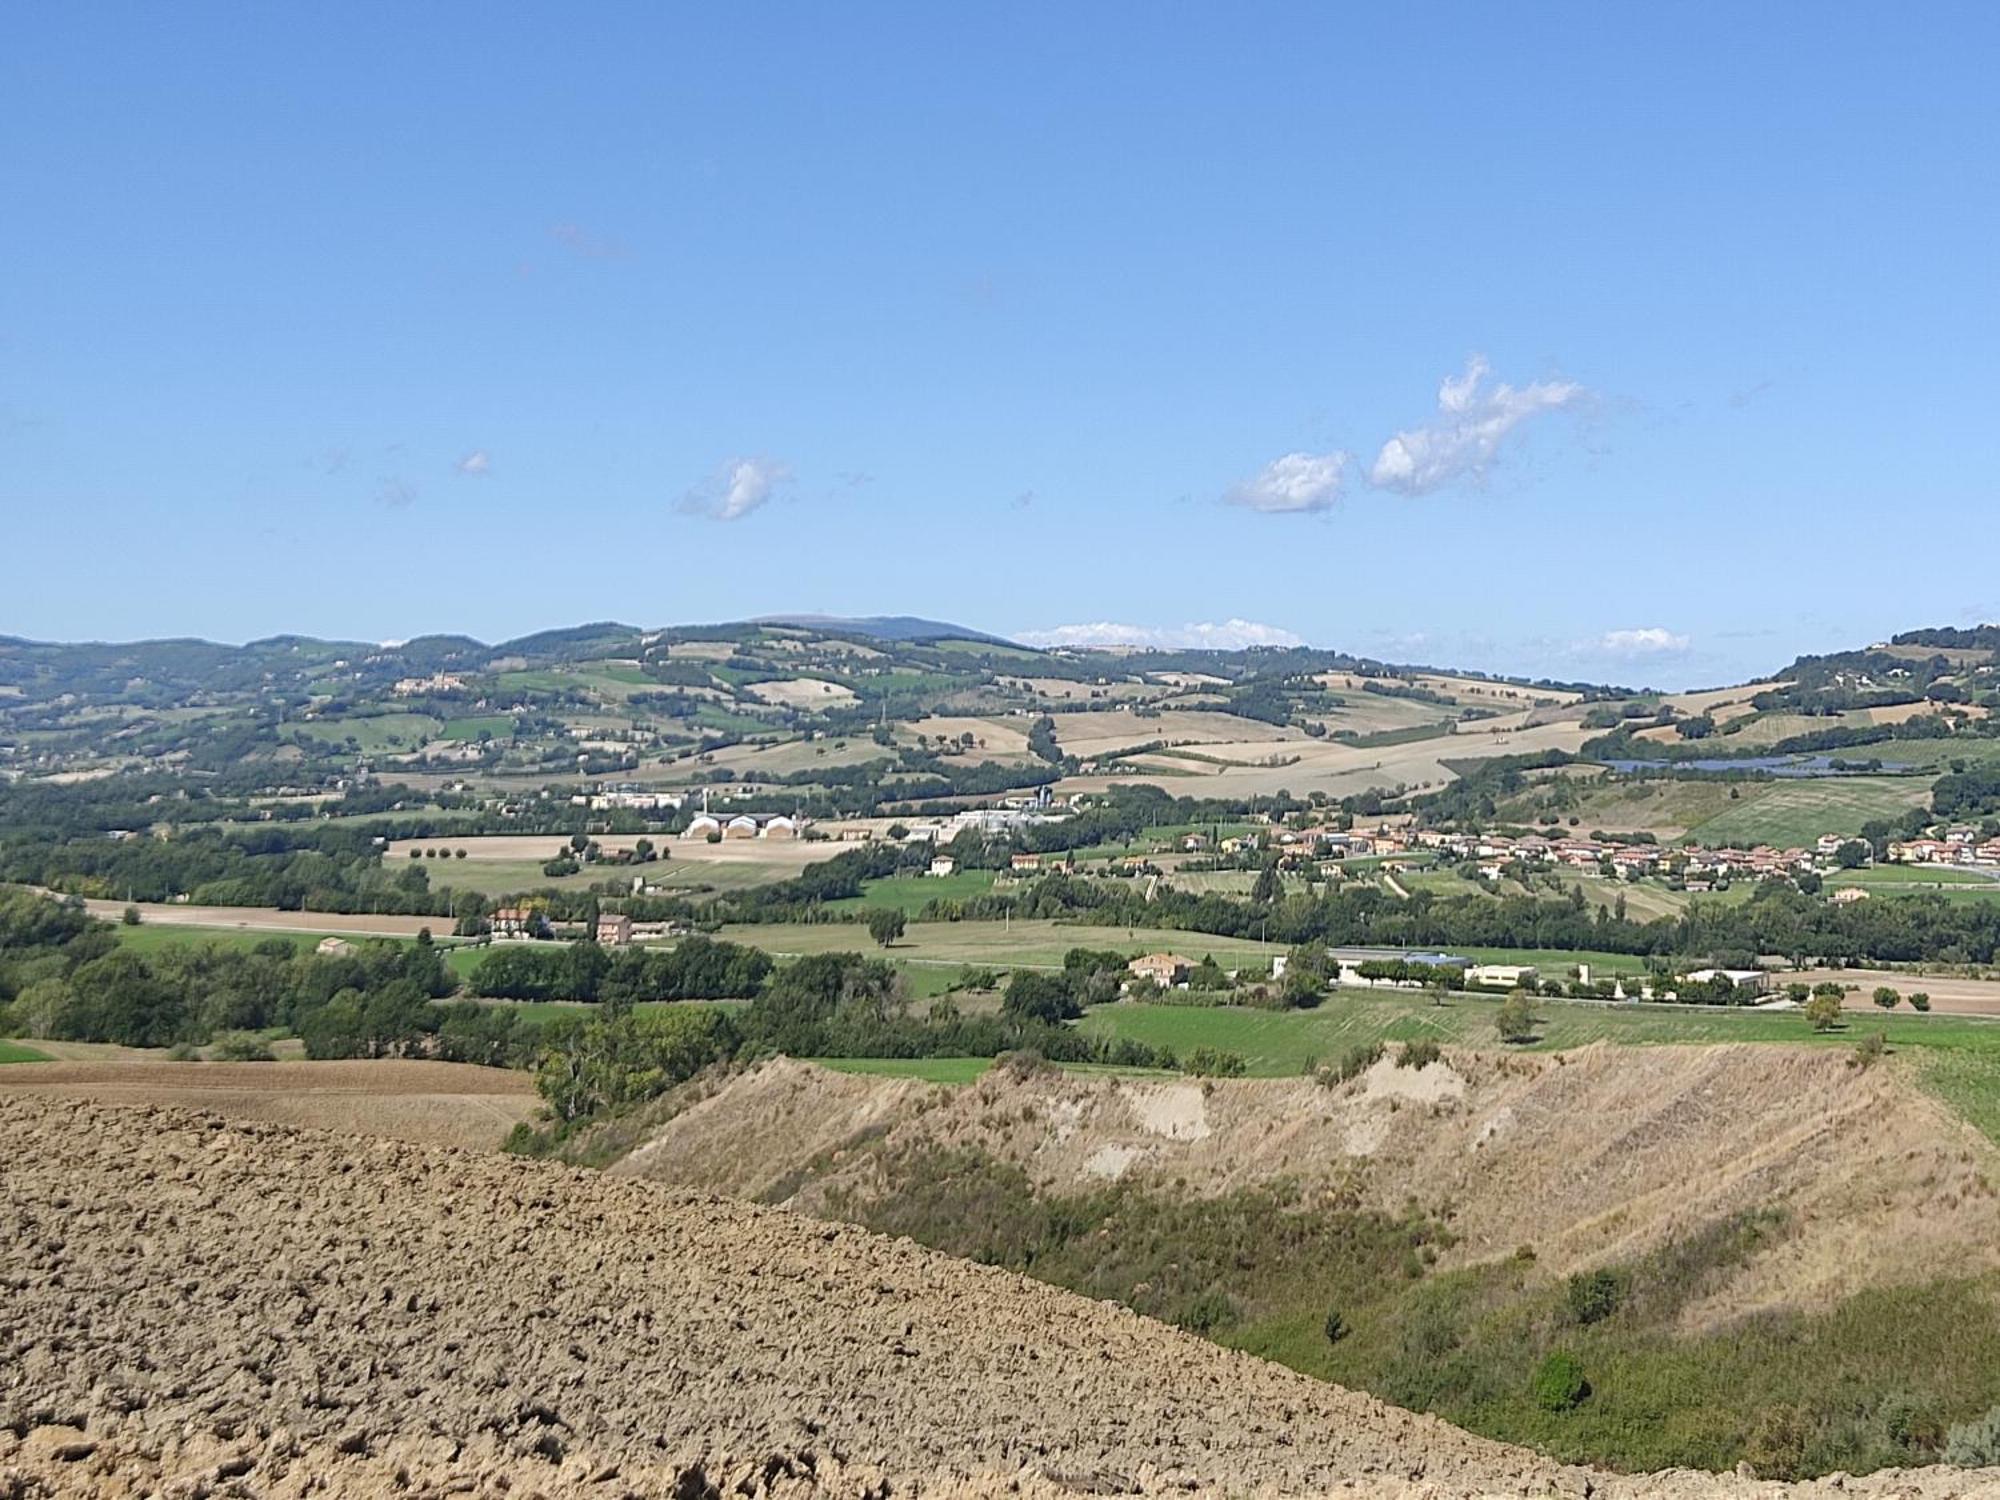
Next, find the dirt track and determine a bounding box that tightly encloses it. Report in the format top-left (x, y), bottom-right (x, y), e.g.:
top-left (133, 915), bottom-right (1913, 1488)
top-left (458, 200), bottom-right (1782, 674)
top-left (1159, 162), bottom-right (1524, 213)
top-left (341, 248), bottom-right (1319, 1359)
top-left (3, 1094), bottom-right (1996, 1498)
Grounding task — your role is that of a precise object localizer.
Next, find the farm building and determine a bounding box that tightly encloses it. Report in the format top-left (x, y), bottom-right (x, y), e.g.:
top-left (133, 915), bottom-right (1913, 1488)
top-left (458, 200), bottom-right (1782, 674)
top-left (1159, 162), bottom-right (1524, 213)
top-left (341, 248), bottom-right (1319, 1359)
top-left (595, 913), bottom-right (633, 947)
top-left (315, 936), bottom-right (354, 957)
top-left (760, 815), bottom-right (799, 839)
top-left (724, 815), bottom-right (760, 839)
top-left (1467, 963), bottom-right (1539, 989)
top-left (683, 814), bottom-right (723, 839)
top-left (1685, 967), bottom-right (1770, 994)
top-left (928, 856), bottom-right (958, 877)
top-left (491, 907), bottom-right (537, 938)
top-left (1128, 952), bottom-right (1192, 987)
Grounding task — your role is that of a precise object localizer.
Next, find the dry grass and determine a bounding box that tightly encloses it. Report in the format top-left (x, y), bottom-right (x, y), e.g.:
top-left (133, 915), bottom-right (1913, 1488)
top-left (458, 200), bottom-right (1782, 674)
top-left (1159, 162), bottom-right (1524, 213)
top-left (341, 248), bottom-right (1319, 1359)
top-left (629, 1046), bottom-right (2000, 1327)
top-left (76, 899), bottom-right (440, 937)
top-left (744, 677), bottom-right (858, 708)
top-left (388, 833), bottom-right (833, 871)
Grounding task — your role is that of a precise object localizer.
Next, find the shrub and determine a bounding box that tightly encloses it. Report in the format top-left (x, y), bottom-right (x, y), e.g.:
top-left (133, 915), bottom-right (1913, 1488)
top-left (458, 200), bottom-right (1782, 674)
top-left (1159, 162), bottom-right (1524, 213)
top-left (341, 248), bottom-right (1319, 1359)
top-left (1872, 986), bottom-right (1900, 1011)
top-left (1397, 1038), bottom-right (1442, 1070)
top-left (1911, 991), bottom-right (1932, 1012)
top-left (1175, 1289), bottom-right (1236, 1334)
top-left (1945, 1406), bottom-right (2000, 1466)
top-left (1533, 1350), bottom-right (1590, 1411)
top-left (1881, 1394), bottom-right (1944, 1456)
top-left (1323, 1307), bottom-right (1348, 1345)
top-left (1317, 1041), bottom-right (1383, 1086)
top-left (1185, 1046), bottom-right (1246, 1078)
top-left (121, 905), bottom-right (141, 926)
top-left (1745, 1403), bottom-right (1811, 1479)
top-left (993, 1048), bottom-right (1056, 1081)
top-left (1565, 1268), bottom-right (1626, 1326)
top-left (164, 1040), bottom-right (200, 1062)
top-left (210, 1030), bottom-right (278, 1062)
top-left (1850, 1031), bottom-right (1887, 1069)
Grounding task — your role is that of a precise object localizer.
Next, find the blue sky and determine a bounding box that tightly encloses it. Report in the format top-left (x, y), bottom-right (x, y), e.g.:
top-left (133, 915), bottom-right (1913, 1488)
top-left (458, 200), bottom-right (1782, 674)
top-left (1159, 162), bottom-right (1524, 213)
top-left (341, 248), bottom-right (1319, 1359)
top-left (3, 4), bottom-right (1995, 689)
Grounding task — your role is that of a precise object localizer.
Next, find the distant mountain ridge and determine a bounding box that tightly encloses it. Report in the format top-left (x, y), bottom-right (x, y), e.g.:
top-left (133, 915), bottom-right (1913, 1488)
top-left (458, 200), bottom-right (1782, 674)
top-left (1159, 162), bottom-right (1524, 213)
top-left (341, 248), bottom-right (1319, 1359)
top-left (747, 614), bottom-right (1018, 646)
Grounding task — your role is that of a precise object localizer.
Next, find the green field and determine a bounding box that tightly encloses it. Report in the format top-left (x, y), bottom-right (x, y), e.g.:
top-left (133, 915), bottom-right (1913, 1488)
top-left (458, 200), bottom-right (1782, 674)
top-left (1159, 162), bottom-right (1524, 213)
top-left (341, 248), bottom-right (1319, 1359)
top-left (0, 1040), bottom-right (50, 1064)
top-left (420, 858), bottom-right (623, 898)
top-left (1835, 865), bottom-right (1990, 886)
top-left (1079, 990), bottom-right (2000, 1082)
top-left (286, 712), bottom-right (443, 752)
top-left (1393, 868), bottom-right (1497, 901)
top-left (717, 918), bottom-right (1277, 970)
top-left (1682, 776), bottom-right (1932, 847)
top-left (810, 1056), bottom-right (994, 1083)
top-left (441, 713), bottom-right (516, 741)
top-left (1830, 867), bottom-right (2000, 903)
top-left (1450, 944), bottom-right (1651, 974)
top-left (1917, 1049), bottom-right (2000, 1142)
top-left (825, 871), bottom-right (999, 914)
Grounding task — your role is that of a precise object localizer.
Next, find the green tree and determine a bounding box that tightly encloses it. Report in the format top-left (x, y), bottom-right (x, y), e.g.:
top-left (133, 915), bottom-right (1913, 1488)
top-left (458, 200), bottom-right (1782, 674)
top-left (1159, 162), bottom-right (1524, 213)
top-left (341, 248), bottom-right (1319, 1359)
top-left (1872, 985), bottom-right (1901, 1011)
top-left (1804, 992), bottom-right (1844, 1032)
top-left (1496, 989), bottom-right (1536, 1044)
top-left (1910, 991), bottom-right (1932, 1012)
top-left (866, 907), bottom-right (906, 948)
top-left (1251, 863), bottom-right (1282, 905)
top-left (1002, 970), bottom-right (1079, 1024)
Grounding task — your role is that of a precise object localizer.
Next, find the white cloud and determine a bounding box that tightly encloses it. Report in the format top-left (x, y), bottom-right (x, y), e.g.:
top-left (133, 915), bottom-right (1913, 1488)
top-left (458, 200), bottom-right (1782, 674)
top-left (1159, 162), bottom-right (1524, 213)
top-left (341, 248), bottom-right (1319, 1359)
top-left (1018, 619), bottom-right (1307, 651)
top-left (1369, 355), bottom-right (1587, 496)
top-left (1226, 450), bottom-right (1350, 513)
top-left (678, 456), bottom-right (792, 522)
top-left (1597, 627), bottom-right (1691, 656)
top-left (455, 450), bottom-right (491, 477)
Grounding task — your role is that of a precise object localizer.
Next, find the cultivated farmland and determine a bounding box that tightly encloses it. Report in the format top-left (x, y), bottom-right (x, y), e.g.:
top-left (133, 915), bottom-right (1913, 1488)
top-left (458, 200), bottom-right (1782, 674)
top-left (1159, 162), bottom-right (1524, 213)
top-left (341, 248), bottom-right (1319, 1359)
top-left (0, 1059), bottom-right (535, 1147)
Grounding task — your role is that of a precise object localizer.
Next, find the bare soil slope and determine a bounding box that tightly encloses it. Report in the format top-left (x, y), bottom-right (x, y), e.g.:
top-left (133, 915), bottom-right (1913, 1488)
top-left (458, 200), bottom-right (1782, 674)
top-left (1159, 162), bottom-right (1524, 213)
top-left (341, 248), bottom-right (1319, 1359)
top-left (2, 1094), bottom-right (1992, 1499)
top-left (0, 1059), bottom-right (534, 1149)
top-left (616, 1047), bottom-right (2000, 1322)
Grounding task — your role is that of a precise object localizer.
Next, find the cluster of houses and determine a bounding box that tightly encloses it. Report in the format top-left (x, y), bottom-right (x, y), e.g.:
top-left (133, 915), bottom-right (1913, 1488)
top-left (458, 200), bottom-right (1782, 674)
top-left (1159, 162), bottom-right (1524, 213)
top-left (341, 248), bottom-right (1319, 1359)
top-left (390, 672), bottom-right (466, 697)
top-left (1889, 827), bottom-right (2000, 867)
top-left (898, 804), bottom-right (1071, 845)
top-left (1125, 948), bottom-right (1773, 1003)
top-left (573, 787), bottom-right (687, 813)
top-left (1186, 822), bottom-right (1842, 888)
top-left (488, 908), bottom-right (675, 947)
top-left (927, 848), bottom-right (1084, 879)
top-left (1181, 819), bottom-right (1975, 899)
